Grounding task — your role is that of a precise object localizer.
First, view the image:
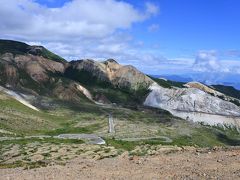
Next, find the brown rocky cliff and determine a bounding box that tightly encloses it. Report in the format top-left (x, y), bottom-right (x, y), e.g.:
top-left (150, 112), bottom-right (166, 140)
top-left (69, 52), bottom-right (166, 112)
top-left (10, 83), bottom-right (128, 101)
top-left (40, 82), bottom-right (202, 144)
top-left (70, 59), bottom-right (154, 90)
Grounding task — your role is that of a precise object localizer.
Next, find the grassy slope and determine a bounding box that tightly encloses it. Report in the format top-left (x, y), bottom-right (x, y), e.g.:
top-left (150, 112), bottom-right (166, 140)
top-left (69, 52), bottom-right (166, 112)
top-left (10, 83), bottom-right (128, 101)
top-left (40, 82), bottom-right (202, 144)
top-left (0, 94), bottom-right (63, 135)
top-left (1, 91), bottom-right (239, 148)
top-left (0, 89), bottom-right (106, 136)
top-left (0, 90), bottom-right (239, 172)
top-left (0, 40), bottom-right (239, 150)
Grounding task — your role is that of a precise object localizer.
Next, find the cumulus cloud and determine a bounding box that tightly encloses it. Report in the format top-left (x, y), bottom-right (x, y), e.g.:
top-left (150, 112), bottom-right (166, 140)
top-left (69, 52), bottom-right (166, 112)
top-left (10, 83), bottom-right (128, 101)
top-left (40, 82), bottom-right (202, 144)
top-left (0, 0), bottom-right (158, 41)
top-left (193, 50), bottom-right (240, 74)
top-left (0, 0), bottom-right (164, 73)
top-left (193, 50), bottom-right (222, 72)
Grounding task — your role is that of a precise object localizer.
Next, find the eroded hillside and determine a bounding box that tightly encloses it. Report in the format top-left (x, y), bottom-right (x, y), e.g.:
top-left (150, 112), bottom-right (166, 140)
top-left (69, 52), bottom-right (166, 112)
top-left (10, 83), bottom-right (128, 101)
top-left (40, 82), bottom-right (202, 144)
top-left (0, 39), bottom-right (239, 171)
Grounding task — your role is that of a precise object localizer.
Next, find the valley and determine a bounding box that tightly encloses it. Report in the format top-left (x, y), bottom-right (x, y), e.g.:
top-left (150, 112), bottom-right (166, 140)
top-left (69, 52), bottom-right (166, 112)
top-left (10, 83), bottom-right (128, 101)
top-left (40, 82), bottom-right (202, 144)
top-left (0, 85), bottom-right (239, 171)
top-left (0, 40), bottom-right (239, 179)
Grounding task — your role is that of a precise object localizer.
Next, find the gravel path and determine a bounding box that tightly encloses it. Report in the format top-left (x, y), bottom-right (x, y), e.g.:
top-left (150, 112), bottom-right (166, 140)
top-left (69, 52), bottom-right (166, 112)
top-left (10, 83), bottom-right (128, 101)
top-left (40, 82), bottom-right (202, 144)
top-left (119, 136), bottom-right (173, 143)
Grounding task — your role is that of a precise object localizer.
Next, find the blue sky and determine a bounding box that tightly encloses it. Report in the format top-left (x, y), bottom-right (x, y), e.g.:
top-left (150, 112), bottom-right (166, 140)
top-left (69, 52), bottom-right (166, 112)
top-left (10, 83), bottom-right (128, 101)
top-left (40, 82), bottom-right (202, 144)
top-left (1, 0), bottom-right (240, 76)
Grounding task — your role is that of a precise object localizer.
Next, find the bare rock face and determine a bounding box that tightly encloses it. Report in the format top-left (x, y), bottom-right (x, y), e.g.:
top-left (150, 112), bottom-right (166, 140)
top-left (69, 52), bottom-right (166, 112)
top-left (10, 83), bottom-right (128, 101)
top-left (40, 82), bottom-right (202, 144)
top-left (144, 82), bottom-right (240, 128)
top-left (71, 59), bottom-right (109, 81)
top-left (52, 82), bottom-right (92, 102)
top-left (184, 82), bottom-right (223, 96)
top-left (0, 58), bottom-right (19, 86)
top-left (111, 65), bottom-right (153, 90)
top-left (0, 53), bottom-right (65, 83)
top-left (3, 64), bottom-right (18, 83)
top-left (144, 83), bottom-right (240, 117)
top-left (185, 82), bottom-right (240, 105)
top-left (70, 59), bottom-right (154, 90)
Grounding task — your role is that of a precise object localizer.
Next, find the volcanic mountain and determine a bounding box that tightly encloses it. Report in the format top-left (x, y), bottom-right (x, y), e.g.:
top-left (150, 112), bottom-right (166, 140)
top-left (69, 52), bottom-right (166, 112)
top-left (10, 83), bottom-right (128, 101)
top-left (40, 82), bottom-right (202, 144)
top-left (0, 39), bottom-right (240, 128)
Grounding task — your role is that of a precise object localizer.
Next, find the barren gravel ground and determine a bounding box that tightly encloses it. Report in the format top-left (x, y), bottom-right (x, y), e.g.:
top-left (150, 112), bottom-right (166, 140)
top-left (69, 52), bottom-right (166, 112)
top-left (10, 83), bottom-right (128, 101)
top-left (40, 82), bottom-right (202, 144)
top-left (0, 147), bottom-right (239, 180)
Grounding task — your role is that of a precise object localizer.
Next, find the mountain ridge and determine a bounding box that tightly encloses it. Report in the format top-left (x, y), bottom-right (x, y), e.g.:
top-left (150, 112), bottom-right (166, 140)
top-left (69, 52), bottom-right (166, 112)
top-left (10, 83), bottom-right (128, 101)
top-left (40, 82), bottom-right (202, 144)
top-left (0, 39), bottom-right (240, 129)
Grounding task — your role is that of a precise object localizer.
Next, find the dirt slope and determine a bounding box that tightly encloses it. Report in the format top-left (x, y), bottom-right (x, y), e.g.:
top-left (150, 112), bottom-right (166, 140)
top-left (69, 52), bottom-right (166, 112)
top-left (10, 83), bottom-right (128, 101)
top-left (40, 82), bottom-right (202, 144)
top-left (1, 147), bottom-right (239, 180)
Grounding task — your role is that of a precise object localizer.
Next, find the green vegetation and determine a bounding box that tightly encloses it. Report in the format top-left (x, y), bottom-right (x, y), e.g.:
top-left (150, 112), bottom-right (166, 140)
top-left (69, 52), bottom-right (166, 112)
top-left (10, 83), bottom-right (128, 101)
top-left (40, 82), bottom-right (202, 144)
top-left (106, 138), bottom-right (140, 151)
top-left (148, 75), bottom-right (185, 88)
top-left (0, 98), bottom-right (59, 135)
top-left (64, 67), bottom-right (111, 87)
top-left (0, 84), bottom-right (239, 148)
top-left (0, 161), bottom-right (48, 169)
top-left (0, 40), bottom-right (29, 55)
top-left (65, 67), bottom-right (150, 106)
top-left (0, 138), bottom-right (84, 146)
top-left (1, 91), bottom-right (240, 169)
top-left (0, 96), bottom-right (104, 136)
top-left (106, 125), bottom-right (240, 150)
top-left (45, 123), bottom-right (102, 136)
top-left (213, 93), bottom-right (240, 107)
top-left (212, 85), bottom-right (240, 100)
top-left (1, 39), bottom-right (240, 170)
top-left (33, 47), bottom-right (66, 63)
top-left (230, 99), bottom-right (240, 106)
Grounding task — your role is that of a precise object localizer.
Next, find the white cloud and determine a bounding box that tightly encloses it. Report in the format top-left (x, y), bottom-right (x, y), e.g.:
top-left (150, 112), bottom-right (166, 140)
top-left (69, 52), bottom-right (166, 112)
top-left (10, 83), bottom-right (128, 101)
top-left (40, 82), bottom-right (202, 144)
top-left (0, 0), bottom-right (164, 72)
top-left (193, 50), bottom-right (240, 74)
top-left (4, 0), bottom-right (239, 77)
top-left (193, 50), bottom-right (221, 72)
top-left (0, 0), bottom-right (158, 41)
top-left (148, 24), bottom-right (159, 32)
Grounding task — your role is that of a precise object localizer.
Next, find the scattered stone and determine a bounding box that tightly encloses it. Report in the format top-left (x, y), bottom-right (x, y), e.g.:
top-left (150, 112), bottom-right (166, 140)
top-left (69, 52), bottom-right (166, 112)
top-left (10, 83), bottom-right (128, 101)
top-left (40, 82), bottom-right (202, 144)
top-left (31, 154), bottom-right (44, 162)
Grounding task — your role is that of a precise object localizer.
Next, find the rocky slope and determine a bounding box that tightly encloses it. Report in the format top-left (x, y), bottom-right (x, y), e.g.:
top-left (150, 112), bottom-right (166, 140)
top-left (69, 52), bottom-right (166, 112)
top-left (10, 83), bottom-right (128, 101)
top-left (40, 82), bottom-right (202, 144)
top-left (185, 82), bottom-right (240, 106)
top-left (0, 40), bottom-right (68, 97)
top-left (144, 82), bottom-right (240, 127)
top-left (66, 59), bottom-right (154, 90)
top-left (1, 39), bottom-right (240, 128)
top-left (184, 82), bottom-right (223, 96)
top-left (1, 53), bottom-right (65, 83)
top-left (145, 82), bottom-right (240, 116)
top-left (0, 40), bottom-right (153, 104)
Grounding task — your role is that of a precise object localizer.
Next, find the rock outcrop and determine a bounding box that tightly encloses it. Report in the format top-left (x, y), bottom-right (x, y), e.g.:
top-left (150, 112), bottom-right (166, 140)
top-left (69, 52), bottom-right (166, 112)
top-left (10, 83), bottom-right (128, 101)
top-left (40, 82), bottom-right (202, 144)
top-left (144, 83), bottom-right (240, 116)
top-left (1, 53), bottom-right (65, 83)
top-left (69, 59), bottom-right (154, 90)
top-left (185, 82), bottom-right (240, 105)
top-left (1, 39), bottom-right (240, 128)
top-left (184, 82), bottom-right (223, 96)
top-left (144, 83), bottom-right (240, 127)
